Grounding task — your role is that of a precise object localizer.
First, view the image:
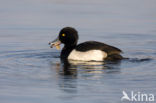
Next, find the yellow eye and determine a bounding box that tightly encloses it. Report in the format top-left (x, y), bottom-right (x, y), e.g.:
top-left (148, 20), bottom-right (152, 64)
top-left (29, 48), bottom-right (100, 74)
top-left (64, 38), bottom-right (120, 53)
top-left (62, 33), bottom-right (66, 37)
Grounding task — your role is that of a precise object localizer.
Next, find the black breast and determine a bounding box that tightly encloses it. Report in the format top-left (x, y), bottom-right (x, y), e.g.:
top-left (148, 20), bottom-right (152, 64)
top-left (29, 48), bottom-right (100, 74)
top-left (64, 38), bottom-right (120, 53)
top-left (60, 45), bottom-right (76, 60)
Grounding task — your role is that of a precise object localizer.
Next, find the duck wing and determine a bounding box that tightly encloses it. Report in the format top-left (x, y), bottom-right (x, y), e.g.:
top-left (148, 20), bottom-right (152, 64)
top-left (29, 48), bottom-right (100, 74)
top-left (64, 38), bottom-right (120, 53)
top-left (75, 41), bottom-right (122, 55)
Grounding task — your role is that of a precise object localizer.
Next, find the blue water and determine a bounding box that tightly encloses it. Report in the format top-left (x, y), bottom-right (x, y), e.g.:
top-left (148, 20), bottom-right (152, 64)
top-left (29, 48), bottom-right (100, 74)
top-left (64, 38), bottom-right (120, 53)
top-left (0, 0), bottom-right (156, 103)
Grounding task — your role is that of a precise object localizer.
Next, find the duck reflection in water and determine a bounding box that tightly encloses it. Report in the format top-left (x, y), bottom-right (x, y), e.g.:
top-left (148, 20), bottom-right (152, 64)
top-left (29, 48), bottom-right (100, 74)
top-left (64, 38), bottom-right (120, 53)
top-left (51, 58), bottom-right (121, 94)
top-left (59, 59), bottom-right (121, 76)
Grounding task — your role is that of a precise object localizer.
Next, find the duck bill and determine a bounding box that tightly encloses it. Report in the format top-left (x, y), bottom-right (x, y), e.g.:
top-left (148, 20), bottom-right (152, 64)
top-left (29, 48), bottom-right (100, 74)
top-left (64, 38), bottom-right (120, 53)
top-left (49, 38), bottom-right (61, 50)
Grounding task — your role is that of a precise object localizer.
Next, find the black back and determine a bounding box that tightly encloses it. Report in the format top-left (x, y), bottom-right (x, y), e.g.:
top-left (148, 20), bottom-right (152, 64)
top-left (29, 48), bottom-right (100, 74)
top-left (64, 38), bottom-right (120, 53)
top-left (75, 41), bottom-right (122, 55)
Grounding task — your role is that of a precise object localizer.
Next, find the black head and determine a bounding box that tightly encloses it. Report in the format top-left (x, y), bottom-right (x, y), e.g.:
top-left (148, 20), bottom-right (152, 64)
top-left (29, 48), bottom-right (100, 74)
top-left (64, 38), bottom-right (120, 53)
top-left (49, 27), bottom-right (79, 50)
top-left (59, 27), bottom-right (79, 46)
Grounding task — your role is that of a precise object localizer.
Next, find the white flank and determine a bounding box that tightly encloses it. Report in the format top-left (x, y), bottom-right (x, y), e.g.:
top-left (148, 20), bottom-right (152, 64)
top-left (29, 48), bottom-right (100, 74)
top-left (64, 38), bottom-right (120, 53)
top-left (68, 49), bottom-right (107, 61)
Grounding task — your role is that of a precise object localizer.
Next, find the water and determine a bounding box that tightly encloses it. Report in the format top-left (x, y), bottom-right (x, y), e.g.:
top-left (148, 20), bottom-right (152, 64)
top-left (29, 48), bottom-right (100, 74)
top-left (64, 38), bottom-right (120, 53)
top-left (0, 0), bottom-right (156, 103)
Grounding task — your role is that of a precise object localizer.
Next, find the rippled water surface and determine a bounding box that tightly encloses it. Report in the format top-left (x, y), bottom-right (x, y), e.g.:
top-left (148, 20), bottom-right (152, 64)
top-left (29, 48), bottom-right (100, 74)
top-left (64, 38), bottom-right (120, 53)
top-left (0, 0), bottom-right (156, 103)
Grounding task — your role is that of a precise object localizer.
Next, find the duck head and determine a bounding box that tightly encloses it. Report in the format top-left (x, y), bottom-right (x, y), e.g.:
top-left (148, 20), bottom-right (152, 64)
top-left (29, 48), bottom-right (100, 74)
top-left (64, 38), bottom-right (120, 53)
top-left (49, 27), bottom-right (79, 49)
